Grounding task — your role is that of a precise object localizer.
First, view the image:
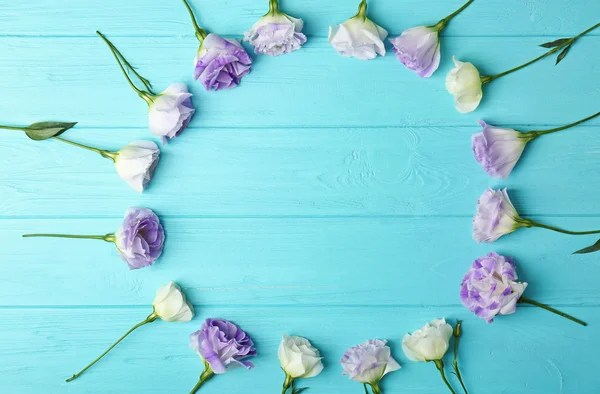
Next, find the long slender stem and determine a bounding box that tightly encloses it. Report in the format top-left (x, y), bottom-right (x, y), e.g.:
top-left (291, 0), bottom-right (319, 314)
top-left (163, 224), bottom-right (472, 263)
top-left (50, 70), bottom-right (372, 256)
top-left (96, 31), bottom-right (151, 103)
top-left (452, 321), bottom-right (469, 394)
top-left (65, 313), bottom-right (158, 382)
top-left (364, 384), bottom-right (370, 394)
top-left (53, 136), bottom-right (116, 161)
top-left (189, 363), bottom-right (215, 394)
top-left (181, 0), bottom-right (207, 42)
top-left (0, 125), bottom-right (26, 131)
top-left (434, 360), bottom-right (457, 394)
top-left (519, 297), bottom-right (587, 326)
top-left (526, 219), bottom-right (600, 235)
top-left (22, 233), bottom-right (116, 242)
top-left (436, 0), bottom-right (474, 31)
top-left (101, 36), bottom-right (153, 94)
top-left (528, 110), bottom-right (600, 136)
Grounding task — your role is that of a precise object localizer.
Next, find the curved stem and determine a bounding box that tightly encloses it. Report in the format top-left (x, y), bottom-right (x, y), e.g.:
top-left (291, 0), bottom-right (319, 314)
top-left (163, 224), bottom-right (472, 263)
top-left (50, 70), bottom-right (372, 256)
top-left (436, 0), bottom-right (474, 31)
top-left (100, 35), bottom-right (153, 94)
top-left (519, 297), bottom-right (587, 326)
top-left (0, 125), bottom-right (26, 131)
top-left (96, 31), bottom-right (151, 103)
top-left (53, 137), bottom-right (116, 161)
top-left (189, 363), bottom-right (215, 394)
top-left (181, 0), bottom-right (207, 42)
top-left (281, 374), bottom-right (294, 394)
top-left (434, 360), bottom-right (457, 394)
top-left (529, 110), bottom-right (600, 136)
top-left (364, 384), bottom-right (370, 394)
top-left (526, 219), bottom-right (600, 235)
top-left (22, 233), bottom-right (116, 242)
top-left (355, 0), bottom-right (368, 20)
top-left (452, 321), bottom-right (469, 394)
top-left (66, 313), bottom-right (158, 382)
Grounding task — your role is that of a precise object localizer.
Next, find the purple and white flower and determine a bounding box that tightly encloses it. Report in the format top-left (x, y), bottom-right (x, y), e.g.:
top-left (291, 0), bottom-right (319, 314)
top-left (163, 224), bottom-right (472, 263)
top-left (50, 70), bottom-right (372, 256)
top-left (148, 83), bottom-right (195, 143)
top-left (194, 34), bottom-right (253, 91)
top-left (340, 339), bottom-right (401, 387)
top-left (460, 252), bottom-right (528, 323)
top-left (115, 207), bottom-right (165, 269)
top-left (114, 140), bottom-right (160, 192)
top-left (389, 26), bottom-right (440, 78)
top-left (472, 188), bottom-right (525, 243)
top-left (446, 56), bottom-right (483, 113)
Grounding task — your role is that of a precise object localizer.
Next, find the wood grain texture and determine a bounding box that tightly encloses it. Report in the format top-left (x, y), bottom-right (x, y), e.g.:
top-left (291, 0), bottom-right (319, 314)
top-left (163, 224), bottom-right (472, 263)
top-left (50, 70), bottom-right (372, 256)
top-left (1, 306), bottom-right (597, 393)
top-left (1, 125), bottom-right (600, 217)
top-left (0, 37), bottom-right (598, 128)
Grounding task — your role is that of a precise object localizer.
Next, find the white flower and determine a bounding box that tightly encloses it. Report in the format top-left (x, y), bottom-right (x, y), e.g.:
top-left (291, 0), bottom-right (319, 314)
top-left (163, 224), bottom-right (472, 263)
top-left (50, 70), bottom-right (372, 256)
top-left (446, 56), bottom-right (483, 113)
top-left (278, 335), bottom-right (324, 379)
top-left (148, 83), bottom-right (195, 143)
top-left (244, 12), bottom-right (307, 56)
top-left (114, 141), bottom-right (160, 193)
top-left (402, 318), bottom-right (453, 362)
top-left (152, 281), bottom-right (194, 322)
top-left (340, 339), bottom-right (401, 385)
top-left (329, 15), bottom-right (388, 60)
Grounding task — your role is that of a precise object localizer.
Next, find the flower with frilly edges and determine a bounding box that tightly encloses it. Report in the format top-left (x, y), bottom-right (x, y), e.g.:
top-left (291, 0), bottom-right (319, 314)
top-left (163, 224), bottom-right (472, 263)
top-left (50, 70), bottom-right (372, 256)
top-left (402, 319), bottom-right (453, 362)
top-left (152, 281), bottom-right (194, 322)
top-left (115, 207), bottom-right (165, 269)
top-left (114, 140), bottom-right (160, 193)
top-left (389, 26), bottom-right (440, 78)
top-left (472, 188), bottom-right (525, 243)
top-left (340, 339), bottom-right (401, 388)
top-left (190, 318), bottom-right (257, 374)
top-left (194, 34), bottom-right (252, 91)
top-left (148, 83), bottom-right (195, 143)
top-left (446, 56), bottom-right (483, 113)
top-left (460, 252), bottom-right (528, 323)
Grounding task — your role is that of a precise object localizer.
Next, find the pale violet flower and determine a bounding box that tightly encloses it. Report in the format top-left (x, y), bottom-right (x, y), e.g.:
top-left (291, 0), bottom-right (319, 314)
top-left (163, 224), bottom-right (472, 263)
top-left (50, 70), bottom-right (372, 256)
top-left (149, 83), bottom-right (195, 143)
top-left (279, 335), bottom-right (324, 392)
top-left (402, 319), bottom-right (453, 362)
top-left (114, 140), bottom-right (160, 193)
top-left (446, 56), bottom-right (483, 113)
top-left (329, 0), bottom-right (388, 60)
top-left (340, 339), bottom-right (401, 392)
top-left (472, 188), bottom-right (524, 243)
top-left (390, 26), bottom-right (440, 77)
top-left (152, 281), bottom-right (194, 322)
top-left (244, 0), bottom-right (307, 56)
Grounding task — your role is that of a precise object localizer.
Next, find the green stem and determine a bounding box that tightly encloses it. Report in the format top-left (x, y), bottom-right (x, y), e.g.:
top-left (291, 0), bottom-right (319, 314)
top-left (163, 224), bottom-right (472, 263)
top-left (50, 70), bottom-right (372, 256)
top-left (452, 321), bottom-right (469, 394)
top-left (189, 363), bottom-right (215, 394)
top-left (364, 384), bottom-right (370, 394)
top-left (52, 136), bottom-right (117, 161)
top-left (435, 0), bottom-right (475, 31)
top-left (65, 312), bottom-right (158, 382)
top-left (523, 219), bottom-right (600, 235)
top-left (483, 22), bottom-right (599, 83)
top-left (519, 297), bottom-right (587, 326)
top-left (181, 0), bottom-right (207, 42)
top-left (0, 125), bottom-right (26, 131)
top-left (527, 110), bottom-right (600, 137)
top-left (434, 360), bottom-right (457, 394)
top-left (282, 374), bottom-right (293, 394)
top-left (369, 382), bottom-right (381, 394)
top-left (96, 31), bottom-right (152, 103)
top-left (22, 233), bottom-right (116, 242)
top-left (355, 0), bottom-right (368, 20)
top-left (269, 0), bottom-right (280, 15)
top-left (99, 33), bottom-right (153, 94)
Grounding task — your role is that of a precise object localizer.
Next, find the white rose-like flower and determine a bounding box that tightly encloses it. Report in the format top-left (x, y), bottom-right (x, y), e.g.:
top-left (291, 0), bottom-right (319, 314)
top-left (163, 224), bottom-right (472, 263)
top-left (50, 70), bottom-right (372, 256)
top-left (402, 318), bottom-right (453, 362)
top-left (279, 335), bottom-right (324, 379)
top-left (152, 281), bottom-right (194, 322)
top-left (446, 56), bottom-right (483, 113)
top-left (114, 141), bottom-right (160, 193)
top-left (328, 0), bottom-right (388, 60)
top-left (148, 83), bottom-right (195, 143)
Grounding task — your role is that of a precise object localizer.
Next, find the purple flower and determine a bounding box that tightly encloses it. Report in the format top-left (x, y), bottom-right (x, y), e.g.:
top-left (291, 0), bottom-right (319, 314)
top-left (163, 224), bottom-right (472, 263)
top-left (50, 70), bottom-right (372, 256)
top-left (190, 318), bottom-right (257, 374)
top-left (115, 207), bottom-right (165, 269)
top-left (473, 188), bottom-right (525, 243)
top-left (460, 252), bottom-right (528, 323)
top-left (340, 339), bottom-right (401, 385)
top-left (244, 13), bottom-right (307, 56)
top-left (193, 34), bottom-right (252, 91)
top-left (473, 121), bottom-right (534, 179)
top-left (389, 26), bottom-right (441, 78)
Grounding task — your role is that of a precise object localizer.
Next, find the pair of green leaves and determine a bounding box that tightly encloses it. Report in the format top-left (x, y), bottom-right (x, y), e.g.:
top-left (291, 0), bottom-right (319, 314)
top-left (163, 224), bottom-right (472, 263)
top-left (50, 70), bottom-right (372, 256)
top-left (574, 239), bottom-right (600, 255)
top-left (22, 121), bottom-right (77, 141)
top-left (539, 38), bottom-right (572, 65)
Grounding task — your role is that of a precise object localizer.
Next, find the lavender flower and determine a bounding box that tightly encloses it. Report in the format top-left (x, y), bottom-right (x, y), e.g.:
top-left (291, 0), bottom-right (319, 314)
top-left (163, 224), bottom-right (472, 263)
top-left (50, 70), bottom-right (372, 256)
top-left (149, 83), bottom-right (195, 143)
top-left (340, 339), bottom-right (400, 392)
top-left (114, 140), bottom-right (160, 192)
top-left (472, 188), bottom-right (525, 243)
top-left (193, 34), bottom-right (253, 91)
top-left (389, 27), bottom-right (440, 78)
top-left (115, 207), bottom-right (165, 269)
top-left (460, 253), bottom-right (528, 323)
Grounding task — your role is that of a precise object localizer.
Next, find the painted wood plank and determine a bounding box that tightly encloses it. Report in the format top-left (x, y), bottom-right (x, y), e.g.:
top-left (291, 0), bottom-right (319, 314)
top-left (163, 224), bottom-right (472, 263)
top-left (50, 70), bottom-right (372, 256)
top-left (2, 125), bottom-right (600, 217)
top-left (1, 0), bottom-right (599, 37)
top-left (0, 37), bottom-right (598, 128)
top-left (0, 306), bottom-right (596, 393)
top-left (2, 217), bottom-right (600, 306)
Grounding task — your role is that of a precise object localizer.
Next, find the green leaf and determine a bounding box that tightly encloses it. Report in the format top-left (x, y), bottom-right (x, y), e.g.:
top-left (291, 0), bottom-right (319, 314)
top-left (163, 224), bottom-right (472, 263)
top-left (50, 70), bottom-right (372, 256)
top-left (556, 44), bottom-right (571, 65)
top-left (24, 121), bottom-right (77, 141)
top-left (539, 38), bottom-right (570, 48)
top-left (574, 239), bottom-right (600, 254)
top-left (292, 388), bottom-right (309, 394)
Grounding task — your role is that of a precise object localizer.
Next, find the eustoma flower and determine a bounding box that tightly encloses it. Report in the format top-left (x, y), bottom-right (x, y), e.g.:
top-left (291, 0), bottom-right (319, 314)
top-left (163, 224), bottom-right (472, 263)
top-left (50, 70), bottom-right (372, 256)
top-left (181, 0), bottom-right (252, 91)
top-left (340, 339), bottom-right (401, 394)
top-left (402, 319), bottom-right (461, 394)
top-left (329, 0), bottom-right (388, 60)
top-left (244, 0), bottom-right (307, 56)
top-left (461, 252), bottom-right (587, 326)
top-left (23, 207), bottom-right (165, 269)
top-left (447, 22), bottom-right (600, 113)
top-left (472, 188), bottom-right (600, 245)
top-left (473, 111), bottom-right (600, 179)
top-left (389, 0), bottom-right (473, 77)
top-left (188, 318), bottom-right (257, 393)
top-left (97, 32), bottom-right (194, 142)
top-left (279, 335), bottom-right (324, 394)
top-left (65, 281), bottom-right (194, 382)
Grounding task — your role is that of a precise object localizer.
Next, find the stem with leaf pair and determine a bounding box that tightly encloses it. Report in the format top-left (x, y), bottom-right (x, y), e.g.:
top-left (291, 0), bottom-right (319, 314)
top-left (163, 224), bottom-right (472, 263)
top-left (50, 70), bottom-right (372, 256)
top-left (65, 312), bottom-right (159, 382)
top-left (481, 22), bottom-right (600, 84)
top-left (189, 361), bottom-right (215, 394)
top-left (434, 0), bottom-right (474, 32)
top-left (181, 0), bottom-right (207, 42)
top-left (519, 297), bottom-right (587, 326)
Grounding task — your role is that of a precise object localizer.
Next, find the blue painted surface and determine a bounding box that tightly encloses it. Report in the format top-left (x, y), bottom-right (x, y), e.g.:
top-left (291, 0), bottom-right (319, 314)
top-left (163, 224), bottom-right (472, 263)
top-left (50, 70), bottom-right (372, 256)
top-left (0, 0), bottom-right (599, 393)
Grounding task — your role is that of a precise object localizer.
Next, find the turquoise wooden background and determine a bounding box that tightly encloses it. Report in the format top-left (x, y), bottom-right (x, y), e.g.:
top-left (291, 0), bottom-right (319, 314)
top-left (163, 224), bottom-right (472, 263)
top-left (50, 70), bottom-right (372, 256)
top-left (1, 0), bottom-right (599, 392)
